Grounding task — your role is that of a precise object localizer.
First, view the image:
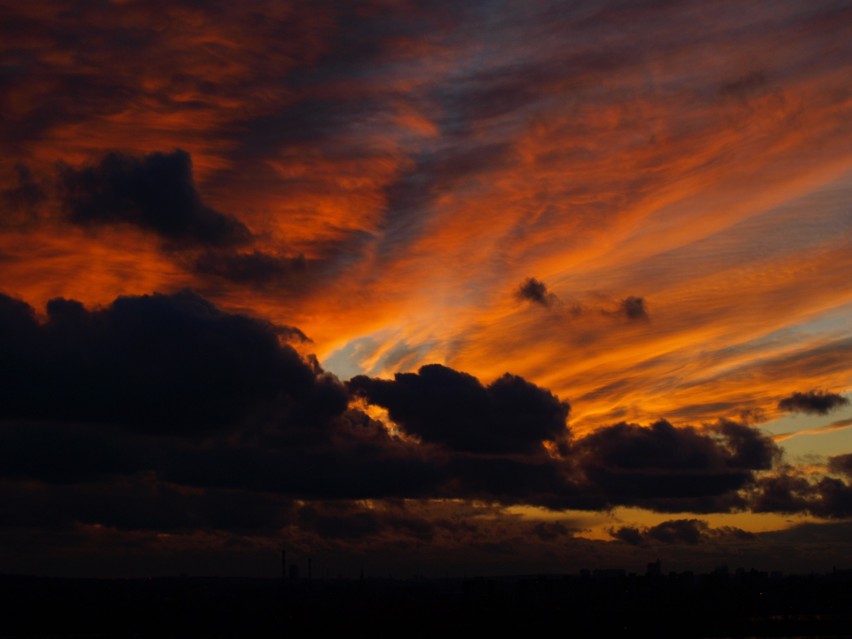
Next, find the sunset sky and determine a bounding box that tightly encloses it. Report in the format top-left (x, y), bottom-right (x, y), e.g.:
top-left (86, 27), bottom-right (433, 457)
top-left (2, 0), bottom-right (852, 577)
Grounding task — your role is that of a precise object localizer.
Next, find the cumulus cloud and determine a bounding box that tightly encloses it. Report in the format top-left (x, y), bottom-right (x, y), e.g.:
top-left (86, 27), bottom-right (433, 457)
top-left (575, 419), bottom-right (777, 473)
top-left (517, 277), bottom-right (556, 307)
top-left (348, 364), bottom-right (570, 454)
top-left (0, 290), bottom-right (794, 545)
top-left (777, 390), bottom-right (849, 415)
top-left (572, 419), bottom-right (779, 512)
top-left (0, 289), bottom-right (325, 434)
top-left (748, 455), bottom-right (852, 519)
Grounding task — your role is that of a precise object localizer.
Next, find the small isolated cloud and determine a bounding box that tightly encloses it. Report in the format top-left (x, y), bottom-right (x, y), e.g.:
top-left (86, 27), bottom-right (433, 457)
top-left (620, 296), bottom-right (648, 320)
top-left (517, 277), bottom-right (556, 307)
top-left (777, 390), bottom-right (849, 415)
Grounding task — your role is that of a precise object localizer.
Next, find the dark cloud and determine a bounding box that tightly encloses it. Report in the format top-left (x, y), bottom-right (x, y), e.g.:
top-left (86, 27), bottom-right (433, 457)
top-left (442, 454), bottom-right (589, 509)
top-left (59, 150), bottom-right (251, 247)
top-left (714, 418), bottom-right (780, 469)
top-left (0, 289), bottom-right (794, 550)
top-left (609, 519), bottom-right (754, 546)
top-left (293, 367), bottom-right (782, 511)
top-left (0, 422), bottom-right (146, 484)
top-left (809, 477), bottom-right (852, 519)
top-left (609, 526), bottom-right (644, 545)
top-left (827, 453), bottom-right (852, 477)
top-left (0, 289), bottom-right (324, 434)
top-left (575, 419), bottom-right (777, 473)
top-left (572, 419), bottom-right (779, 511)
top-left (747, 470), bottom-right (813, 514)
top-left (777, 390), bottom-right (849, 415)
top-left (0, 410), bottom-right (445, 507)
top-left (642, 519), bottom-right (708, 545)
top-left (531, 521), bottom-right (572, 541)
top-left (748, 460), bottom-right (852, 519)
top-left (53, 148), bottom-right (316, 288)
top-left (620, 296), bottom-right (648, 320)
top-left (348, 364), bottom-right (570, 454)
top-left (517, 277), bottom-right (555, 307)
top-left (160, 423), bottom-right (443, 501)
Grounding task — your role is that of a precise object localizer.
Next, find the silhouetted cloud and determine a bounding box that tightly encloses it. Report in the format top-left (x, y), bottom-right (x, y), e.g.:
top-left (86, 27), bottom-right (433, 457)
top-left (53, 149), bottom-right (318, 288)
top-left (443, 454), bottom-right (590, 510)
top-left (620, 296), bottom-right (648, 320)
top-left (610, 525), bottom-right (644, 545)
top-left (749, 456), bottom-right (852, 519)
top-left (644, 519), bottom-right (708, 545)
top-left (777, 390), bottom-right (849, 415)
top-left (575, 419), bottom-right (777, 474)
top-left (810, 477), bottom-right (852, 519)
top-left (828, 453), bottom-right (852, 477)
top-left (532, 521), bottom-right (572, 541)
top-left (572, 419), bottom-right (779, 511)
top-left (2, 0), bottom-right (852, 576)
top-left (0, 289), bottom-right (791, 525)
top-left (59, 150), bottom-right (251, 247)
top-left (348, 364), bottom-right (570, 454)
top-left (610, 519), bottom-right (754, 545)
top-left (748, 470), bottom-right (813, 514)
top-left (517, 277), bottom-right (555, 307)
top-left (0, 290), bottom-right (325, 434)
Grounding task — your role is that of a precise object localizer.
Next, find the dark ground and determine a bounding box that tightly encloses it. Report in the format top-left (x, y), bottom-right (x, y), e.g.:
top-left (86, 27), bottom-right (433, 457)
top-left (2, 568), bottom-right (852, 637)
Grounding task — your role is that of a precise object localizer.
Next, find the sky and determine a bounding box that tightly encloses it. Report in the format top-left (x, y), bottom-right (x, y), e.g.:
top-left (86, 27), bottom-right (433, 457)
top-left (1, 0), bottom-right (852, 578)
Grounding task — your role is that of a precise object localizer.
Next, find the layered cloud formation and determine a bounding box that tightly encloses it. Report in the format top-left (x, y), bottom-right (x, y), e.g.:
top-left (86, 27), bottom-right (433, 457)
top-left (1, 0), bottom-right (851, 575)
top-left (0, 292), bottom-right (847, 558)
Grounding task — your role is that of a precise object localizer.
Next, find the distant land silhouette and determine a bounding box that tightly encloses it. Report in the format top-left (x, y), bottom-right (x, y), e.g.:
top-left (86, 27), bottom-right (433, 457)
top-left (3, 566), bottom-right (852, 637)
